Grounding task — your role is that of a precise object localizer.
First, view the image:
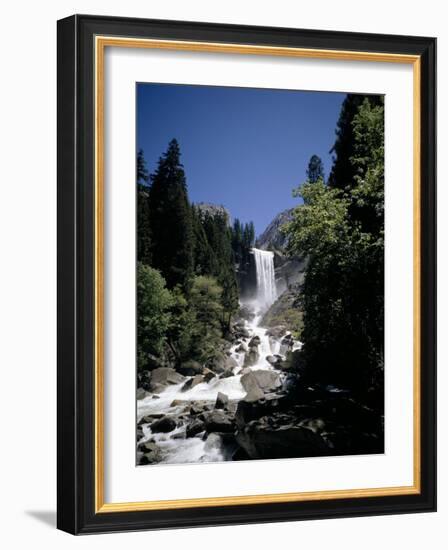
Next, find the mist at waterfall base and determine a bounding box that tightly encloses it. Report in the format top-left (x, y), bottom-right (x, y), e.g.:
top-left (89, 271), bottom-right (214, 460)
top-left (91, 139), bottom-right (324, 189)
top-left (137, 248), bottom-right (300, 465)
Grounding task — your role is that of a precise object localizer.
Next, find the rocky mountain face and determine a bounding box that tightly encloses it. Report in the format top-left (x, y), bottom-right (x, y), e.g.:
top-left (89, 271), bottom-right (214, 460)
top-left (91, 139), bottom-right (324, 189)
top-left (195, 202), bottom-right (231, 224)
top-left (256, 208), bottom-right (294, 253)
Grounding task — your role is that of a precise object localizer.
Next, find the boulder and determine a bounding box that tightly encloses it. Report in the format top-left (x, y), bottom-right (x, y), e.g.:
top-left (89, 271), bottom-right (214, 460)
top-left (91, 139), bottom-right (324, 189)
top-left (233, 322), bottom-right (251, 339)
top-left (203, 369), bottom-right (217, 383)
top-left (243, 348), bottom-right (259, 367)
top-left (279, 350), bottom-right (306, 373)
top-left (236, 423), bottom-right (329, 460)
top-left (181, 374), bottom-right (204, 392)
top-left (203, 410), bottom-right (235, 433)
top-left (138, 441), bottom-right (163, 464)
top-left (215, 392), bottom-right (229, 409)
top-left (266, 326), bottom-right (287, 339)
top-left (149, 367), bottom-right (185, 393)
top-left (235, 343), bottom-right (248, 353)
top-left (241, 370), bottom-right (282, 397)
top-left (136, 426), bottom-right (144, 441)
top-left (280, 334), bottom-right (294, 354)
top-left (186, 419), bottom-right (205, 438)
top-left (138, 413), bottom-right (164, 425)
top-left (206, 353), bottom-right (238, 375)
top-left (248, 335), bottom-right (261, 348)
top-left (244, 385), bottom-right (265, 402)
top-left (150, 416), bottom-right (177, 433)
top-left (136, 387), bottom-right (149, 400)
top-left (178, 360), bottom-right (203, 376)
top-left (170, 399), bottom-right (187, 407)
top-left (189, 401), bottom-right (212, 415)
top-left (220, 370), bottom-right (234, 379)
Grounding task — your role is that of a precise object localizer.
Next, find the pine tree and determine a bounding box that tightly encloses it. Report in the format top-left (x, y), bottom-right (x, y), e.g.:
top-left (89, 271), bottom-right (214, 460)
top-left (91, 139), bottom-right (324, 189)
top-left (285, 96), bottom-right (385, 398)
top-left (328, 94), bottom-right (382, 192)
top-left (149, 139), bottom-right (194, 289)
top-left (136, 149), bottom-right (152, 265)
top-left (306, 155), bottom-right (325, 183)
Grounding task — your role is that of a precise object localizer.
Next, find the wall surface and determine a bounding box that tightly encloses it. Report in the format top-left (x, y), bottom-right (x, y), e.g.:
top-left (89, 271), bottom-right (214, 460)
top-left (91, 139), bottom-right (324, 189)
top-left (0, 1), bottom-right (444, 547)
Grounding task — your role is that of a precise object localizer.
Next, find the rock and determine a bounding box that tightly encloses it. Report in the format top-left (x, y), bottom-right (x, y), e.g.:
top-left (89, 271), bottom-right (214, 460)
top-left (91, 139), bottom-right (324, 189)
top-left (186, 419), bottom-right (205, 438)
top-left (136, 369), bottom-right (152, 392)
top-left (203, 369), bottom-right (216, 383)
top-left (189, 401), bottom-right (212, 415)
top-left (170, 399), bottom-right (187, 407)
top-left (138, 413), bottom-right (164, 425)
top-left (136, 387), bottom-right (149, 400)
top-left (206, 353), bottom-right (238, 375)
top-left (138, 441), bottom-right (163, 464)
top-left (181, 375), bottom-right (204, 392)
top-left (203, 410), bottom-right (235, 433)
top-left (298, 418), bottom-right (326, 434)
top-left (236, 423), bottom-right (329, 460)
top-left (265, 355), bottom-right (278, 366)
top-left (265, 326), bottom-right (287, 339)
top-left (279, 334), bottom-right (294, 355)
top-left (279, 350), bottom-right (305, 373)
top-left (237, 305), bottom-right (256, 322)
top-left (152, 394), bottom-right (161, 399)
top-left (248, 335), bottom-right (261, 348)
top-left (150, 416), bottom-right (177, 433)
top-left (220, 370), bottom-right (234, 379)
top-left (233, 323), bottom-right (251, 339)
top-left (256, 208), bottom-right (294, 252)
top-left (243, 348), bottom-right (259, 367)
top-left (178, 360), bottom-right (203, 376)
top-left (215, 392), bottom-right (229, 409)
top-left (244, 385), bottom-right (266, 402)
top-left (149, 367), bottom-right (185, 393)
top-left (235, 343), bottom-right (248, 353)
top-left (241, 370), bottom-right (282, 396)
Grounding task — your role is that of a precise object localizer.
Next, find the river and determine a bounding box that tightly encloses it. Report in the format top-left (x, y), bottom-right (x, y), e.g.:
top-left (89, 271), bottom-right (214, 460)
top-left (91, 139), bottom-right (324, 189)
top-left (137, 248), bottom-right (301, 464)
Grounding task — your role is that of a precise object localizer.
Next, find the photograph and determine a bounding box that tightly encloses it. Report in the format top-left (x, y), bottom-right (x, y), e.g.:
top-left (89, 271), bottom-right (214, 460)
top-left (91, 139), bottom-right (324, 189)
top-left (135, 83), bottom-right (386, 466)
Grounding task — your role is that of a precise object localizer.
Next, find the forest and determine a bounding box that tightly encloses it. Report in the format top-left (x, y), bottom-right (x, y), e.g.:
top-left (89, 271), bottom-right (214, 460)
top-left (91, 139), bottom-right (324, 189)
top-left (136, 93), bottom-right (385, 465)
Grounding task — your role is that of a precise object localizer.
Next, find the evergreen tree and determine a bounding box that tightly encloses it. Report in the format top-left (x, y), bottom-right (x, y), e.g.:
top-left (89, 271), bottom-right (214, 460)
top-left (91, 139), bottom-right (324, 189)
top-left (137, 148), bottom-right (149, 185)
top-left (306, 154), bottom-right (325, 183)
top-left (200, 211), bottom-right (239, 329)
top-left (285, 96), bottom-right (384, 399)
top-left (231, 218), bottom-right (243, 265)
top-left (148, 139), bottom-right (194, 289)
top-left (328, 94), bottom-right (383, 192)
top-left (188, 276), bottom-right (224, 361)
top-left (136, 149), bottom-right (152, 265)
top-left (191, 205), bottom-right (216, 275)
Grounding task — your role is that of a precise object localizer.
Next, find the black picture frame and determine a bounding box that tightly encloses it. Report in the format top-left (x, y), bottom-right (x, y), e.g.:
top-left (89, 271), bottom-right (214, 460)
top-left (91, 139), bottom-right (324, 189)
top-left (57, 14), bottom-right (436, 534)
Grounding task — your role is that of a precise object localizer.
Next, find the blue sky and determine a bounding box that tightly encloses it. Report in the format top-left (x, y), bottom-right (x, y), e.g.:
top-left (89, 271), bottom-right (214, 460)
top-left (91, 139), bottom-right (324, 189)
top-left (137, 83), bottom-right (345, 236)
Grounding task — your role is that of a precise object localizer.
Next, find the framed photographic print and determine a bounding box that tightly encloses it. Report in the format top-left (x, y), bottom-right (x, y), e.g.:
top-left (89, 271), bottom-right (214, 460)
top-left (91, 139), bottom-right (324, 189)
top-left (57, 15), bottom-right (436, 534)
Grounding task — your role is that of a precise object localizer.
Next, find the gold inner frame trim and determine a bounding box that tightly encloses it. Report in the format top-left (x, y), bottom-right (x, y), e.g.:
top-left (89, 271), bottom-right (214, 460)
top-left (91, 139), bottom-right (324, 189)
top-left (94, 35), bottom-right (421, 514)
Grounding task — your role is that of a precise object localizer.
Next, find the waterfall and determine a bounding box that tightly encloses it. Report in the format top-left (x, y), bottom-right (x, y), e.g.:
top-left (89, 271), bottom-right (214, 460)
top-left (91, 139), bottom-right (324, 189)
top-left (252, 248), bottom-right (277, 309)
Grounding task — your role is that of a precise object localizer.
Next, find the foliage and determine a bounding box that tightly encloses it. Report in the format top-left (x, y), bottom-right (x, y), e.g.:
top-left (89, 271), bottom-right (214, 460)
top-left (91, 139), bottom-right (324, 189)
top-left (137, 263), bottom-right (173, 372)
top-left (328, 94), bottom-right (383, 192)
top-left (137, 149), bottom-right (152, 265)
top-left (188, 276), bottom-right (224, 361)
top-left (285, 96), bottom-right (384, 397)
top-left (136, 140), bottom-right (249, 376)
top-left (148, 139), bottom-right (194, 289)
top-left (306, 154), bottom-right (325, 183)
